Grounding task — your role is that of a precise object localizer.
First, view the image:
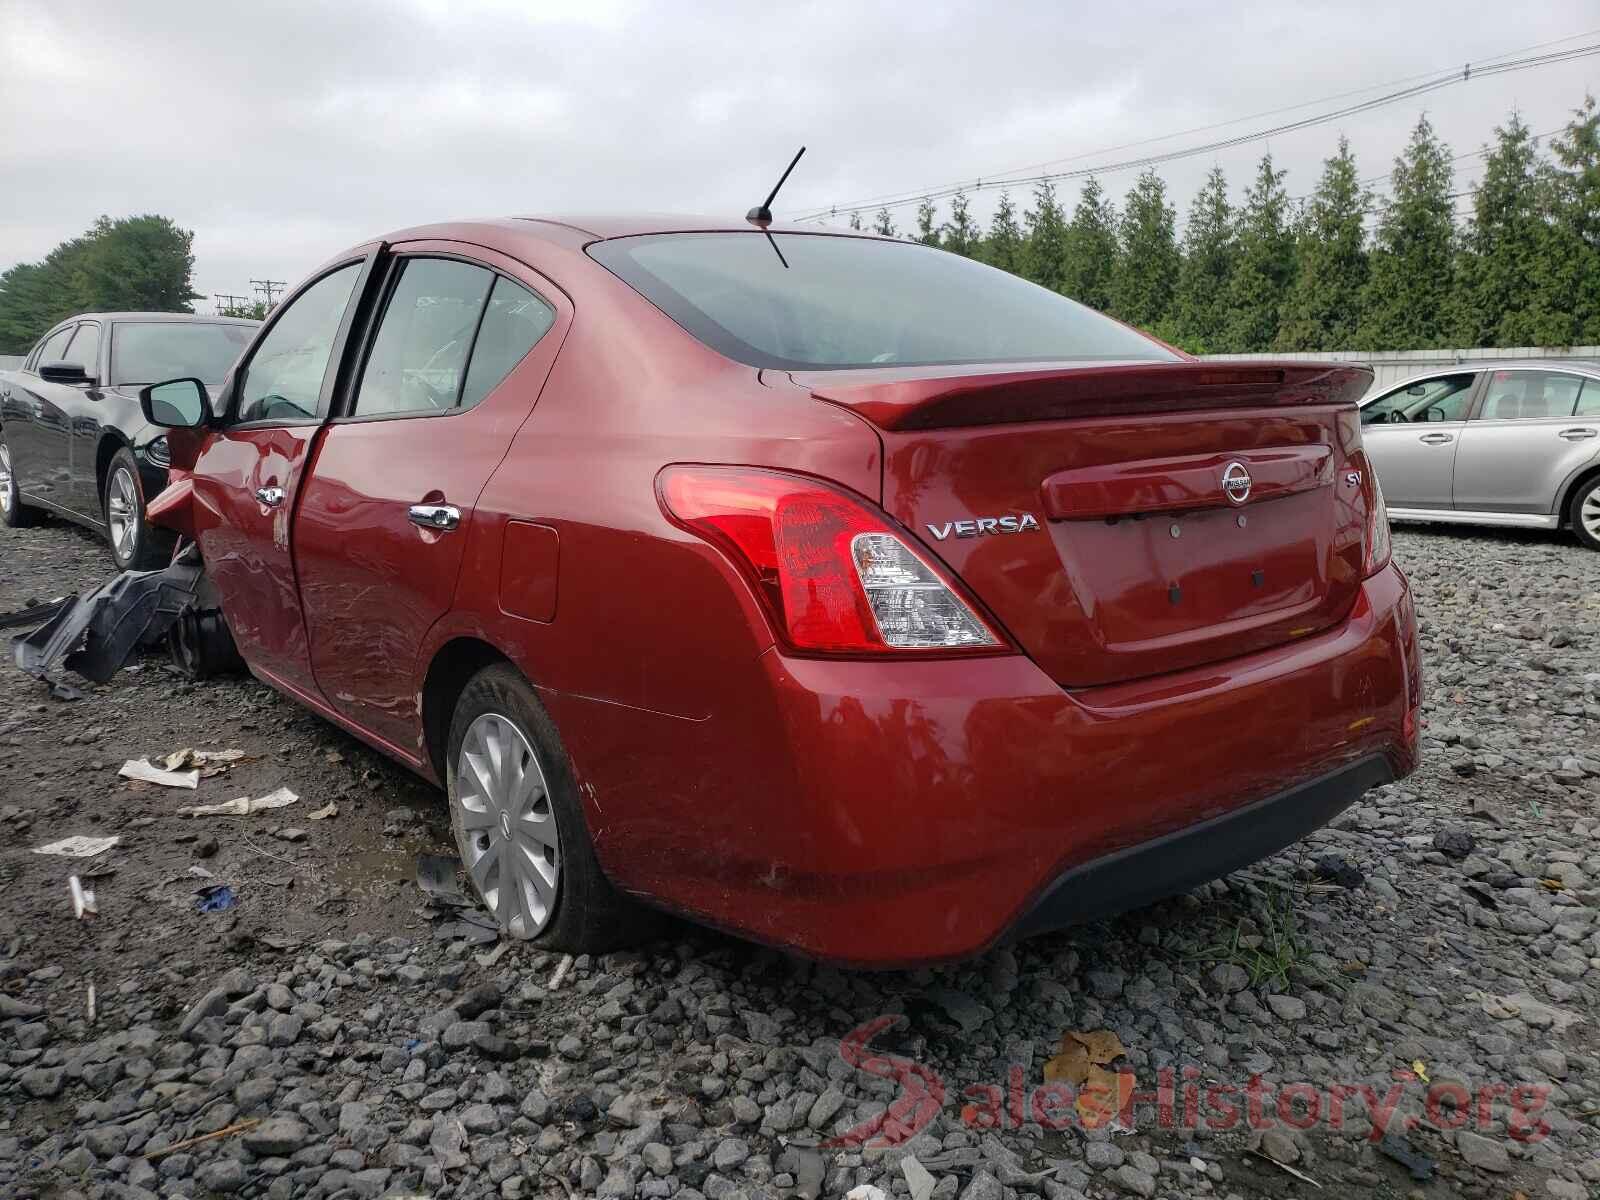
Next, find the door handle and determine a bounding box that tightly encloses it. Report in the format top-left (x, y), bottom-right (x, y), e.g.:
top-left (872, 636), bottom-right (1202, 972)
top-left (408, 503), bottom-right (461, 532)
top-left (1418, 432), bottom-right (1454, 445)
top-left (254, 486), bottom-right (285, 507)
top-left (1558, 427), bottom-right (1597, 441)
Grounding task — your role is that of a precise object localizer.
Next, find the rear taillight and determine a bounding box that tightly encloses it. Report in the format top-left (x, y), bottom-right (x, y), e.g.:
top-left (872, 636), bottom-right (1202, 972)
top-left (1361, 453), bottom-right (1392, 577)
top-left (657, 465), bottom-right (1006, 656)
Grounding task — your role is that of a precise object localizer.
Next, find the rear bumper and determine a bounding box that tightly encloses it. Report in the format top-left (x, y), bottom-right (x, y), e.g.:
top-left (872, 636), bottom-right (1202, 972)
top-left (573, 561), bottom-right (1420, 967)
top-left (1013, 754), bottom-right (1393, 936)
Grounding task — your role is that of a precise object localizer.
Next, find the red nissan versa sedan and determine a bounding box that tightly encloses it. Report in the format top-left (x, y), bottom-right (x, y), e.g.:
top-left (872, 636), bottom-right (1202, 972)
top-left (124, 216), bottom-right (1419, 966)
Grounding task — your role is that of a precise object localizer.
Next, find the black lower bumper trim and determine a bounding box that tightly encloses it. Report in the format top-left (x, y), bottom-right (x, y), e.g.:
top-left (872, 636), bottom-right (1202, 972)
top-left (1014, 754), bottom-right (1395, 937)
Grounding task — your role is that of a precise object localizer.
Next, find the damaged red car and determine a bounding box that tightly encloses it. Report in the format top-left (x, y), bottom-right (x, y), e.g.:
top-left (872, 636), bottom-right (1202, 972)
top-left (31, 216), bottom-right (1420, 965)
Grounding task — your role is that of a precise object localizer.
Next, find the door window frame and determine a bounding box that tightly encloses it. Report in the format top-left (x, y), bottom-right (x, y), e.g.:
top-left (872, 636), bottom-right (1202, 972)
top-left (1363, 371), bottom-right (1479, 426)
top-left (63, 321), bottom-right (101, 380)
top-left (329, 249), bottom-right (558, 426)
top-left (1466, 366), bottom-right (1599, 422)
top-left (221, 246), bottom-right (385, 431)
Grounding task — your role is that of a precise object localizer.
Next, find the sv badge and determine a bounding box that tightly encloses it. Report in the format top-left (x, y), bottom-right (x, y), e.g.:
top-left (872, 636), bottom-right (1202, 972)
top-left (926, 513), bottom-right (1041, 541)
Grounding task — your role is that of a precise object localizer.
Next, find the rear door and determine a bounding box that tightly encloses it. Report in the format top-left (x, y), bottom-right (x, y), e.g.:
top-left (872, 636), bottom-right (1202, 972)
top-left (188, 254), bottom-right (376, 696)
top-left (1358, 372), bottom-right (1476, 509)
top-left (8, 324), bottom-right (79, 506)
top-left (1453, 368), bottom-right (1600, 514)
top-left (294, 243), bottom-right (565, 751)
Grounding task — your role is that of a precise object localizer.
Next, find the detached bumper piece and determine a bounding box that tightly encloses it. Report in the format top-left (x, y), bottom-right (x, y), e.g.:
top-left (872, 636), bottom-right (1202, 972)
top-left (1013, 754), bottom-right (1395, 937)
top-left (13, 547), bottom-right (204, 686)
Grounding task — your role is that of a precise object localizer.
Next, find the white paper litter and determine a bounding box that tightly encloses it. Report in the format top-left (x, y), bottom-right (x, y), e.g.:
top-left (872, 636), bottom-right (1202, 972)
top-left (163, 747), bottom-right (248, 773)
top-left (119, 759), bottom-right (199, 789)
top-left (69, 875), bottom-right (97, 919)
top-left (33, 835), bottom-right (120, 858)
top-left (307, 802), bottom-right (338, 820)
top-left (181, 786), bottom-right (298, 817)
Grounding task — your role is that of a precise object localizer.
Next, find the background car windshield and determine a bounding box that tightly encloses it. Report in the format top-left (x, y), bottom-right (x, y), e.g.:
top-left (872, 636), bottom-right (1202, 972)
top-left (112, 322), bottom-right (255, 386)
top-left (589, 233), bottom-right (1178, 370)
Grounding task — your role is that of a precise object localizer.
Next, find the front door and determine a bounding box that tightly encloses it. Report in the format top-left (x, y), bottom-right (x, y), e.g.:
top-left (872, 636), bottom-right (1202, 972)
top-left (294, 244), bottom-right (564, 753)
top-left (8, 324), bottom-right (79, 508)
top-left (1453, 369), bottom-right (1600, 514)
top-left (189, 256), bottom-right (374, 695)
top-left (1360, 372), bottom-right (1476, 509)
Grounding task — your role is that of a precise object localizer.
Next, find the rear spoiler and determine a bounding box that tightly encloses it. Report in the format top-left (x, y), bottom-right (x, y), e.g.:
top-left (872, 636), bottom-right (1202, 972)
top-left (800, 361), bottom-right (1374, 432)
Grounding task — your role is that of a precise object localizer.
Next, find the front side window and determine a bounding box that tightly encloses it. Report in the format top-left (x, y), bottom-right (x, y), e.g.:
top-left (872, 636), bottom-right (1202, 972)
top-left (236, 265), bottom-right (361, 423)
top-left (1575, 379), bottom-right (1599, 416)
top-left (64, 322), bottom-right (100, 375)
top-left (1478, 370), bottom-right (1585, 420)
top-left (1361, 374), bottom-right (1475, 425)
top-left (112, 322), bottom-right (254, 387)
top-left (33, 326), bottom-right (75, 369)
top-left (352, 259), bottom-right (494, 417)
top-left (589, 232), bottom-right (1177, 370)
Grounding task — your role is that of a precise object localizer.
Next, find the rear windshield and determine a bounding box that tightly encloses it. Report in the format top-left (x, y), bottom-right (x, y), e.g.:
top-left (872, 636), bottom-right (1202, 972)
top-left (588, 232), bottom-right (1177, 370)
top-left (112, 321), bottom-right (256, 387)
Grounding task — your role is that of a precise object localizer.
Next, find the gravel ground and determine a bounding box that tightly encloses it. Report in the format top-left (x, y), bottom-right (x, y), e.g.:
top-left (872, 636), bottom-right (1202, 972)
top-left (1, 512), bottom-right (1597, 1200)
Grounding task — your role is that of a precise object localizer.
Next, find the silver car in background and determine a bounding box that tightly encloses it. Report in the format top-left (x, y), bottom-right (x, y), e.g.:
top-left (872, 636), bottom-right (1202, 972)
top-left (1360, 360), bottom-right (1600, 550)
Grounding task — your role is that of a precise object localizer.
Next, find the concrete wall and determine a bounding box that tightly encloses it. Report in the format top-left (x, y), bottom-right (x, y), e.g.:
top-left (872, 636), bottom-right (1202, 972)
top-left (1202, 346), bottom-right (1600, 394)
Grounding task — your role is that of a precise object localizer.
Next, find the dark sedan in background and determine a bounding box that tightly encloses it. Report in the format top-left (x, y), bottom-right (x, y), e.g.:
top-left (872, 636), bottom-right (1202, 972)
top-left (0, 312), bottom-right (257, 568)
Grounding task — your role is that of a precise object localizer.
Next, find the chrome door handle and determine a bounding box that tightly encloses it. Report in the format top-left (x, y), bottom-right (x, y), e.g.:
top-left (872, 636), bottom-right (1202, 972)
top-left (1558, 427), bottom-right (1597, 441)
top-left (254, 486), bottom-right (285, 507)
top-left (1418, 432), bottom-right (1454, 445)
top-left (408, 503), bottom-right (461, 531)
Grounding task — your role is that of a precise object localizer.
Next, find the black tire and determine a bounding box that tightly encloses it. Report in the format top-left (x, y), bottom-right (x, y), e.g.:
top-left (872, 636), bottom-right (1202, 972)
top-left (0, 437), bottom-right (40, 528)
top-left (102, 447), bottom-right (170, 571)
top-left (1571, 474), bottom-right (1600, 552)
top-left (445, 662), bottom-right (654, 951)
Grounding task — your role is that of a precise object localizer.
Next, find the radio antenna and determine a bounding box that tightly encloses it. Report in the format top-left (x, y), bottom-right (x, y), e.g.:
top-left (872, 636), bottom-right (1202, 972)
top-left (746, 146), bottom-right (806, 226)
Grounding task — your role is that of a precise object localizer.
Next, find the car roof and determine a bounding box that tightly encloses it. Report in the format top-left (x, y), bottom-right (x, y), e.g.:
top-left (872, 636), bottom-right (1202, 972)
top-left (54, 312), bottom-right (260, 325)
top-left (382, 214), bottom-right (873, 248)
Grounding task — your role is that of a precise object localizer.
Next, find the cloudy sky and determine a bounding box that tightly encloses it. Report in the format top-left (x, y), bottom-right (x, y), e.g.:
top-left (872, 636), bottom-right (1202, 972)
top-left (2, 0), bottom-right (1597, 310)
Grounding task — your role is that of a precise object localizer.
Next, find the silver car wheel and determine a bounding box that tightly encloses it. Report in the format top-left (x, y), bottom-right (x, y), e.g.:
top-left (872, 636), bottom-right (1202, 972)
top-left (0, 444), bottom-right (13, 516)
top-left (453, 711), bottom-right (561, 938)
top-left (107, 466), bottom-right (139, 559)
top-left (1583, 487), bottom-right (1600, 542)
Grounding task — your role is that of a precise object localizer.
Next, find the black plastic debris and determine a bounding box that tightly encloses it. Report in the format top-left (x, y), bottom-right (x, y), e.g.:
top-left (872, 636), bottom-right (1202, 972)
top-left (1377, 1132), bottom-right (1435, 1181)
top-left (417, 852), bottom-right (499, 944)
top-left (1313, 853), bottom-right (1364, 889)
top-left (14, 550), bottom-right (203, 685)
top-left (417, 852), bottom-right (471, 907)
top-left (0, 596), bottom-right (72, 631)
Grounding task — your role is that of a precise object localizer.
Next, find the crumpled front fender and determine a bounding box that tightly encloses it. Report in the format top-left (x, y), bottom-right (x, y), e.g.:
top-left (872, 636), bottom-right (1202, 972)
top-left (145, 468), bottom-right (196, 541)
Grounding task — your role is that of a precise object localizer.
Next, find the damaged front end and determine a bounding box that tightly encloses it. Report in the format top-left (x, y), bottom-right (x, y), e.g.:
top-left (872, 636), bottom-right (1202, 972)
top-left (11, 542), bottom-right (242, 693)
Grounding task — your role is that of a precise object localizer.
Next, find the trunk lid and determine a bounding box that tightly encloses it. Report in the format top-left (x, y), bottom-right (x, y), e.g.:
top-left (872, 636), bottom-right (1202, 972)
top-left (798, 361), bottom-right (1375, 687)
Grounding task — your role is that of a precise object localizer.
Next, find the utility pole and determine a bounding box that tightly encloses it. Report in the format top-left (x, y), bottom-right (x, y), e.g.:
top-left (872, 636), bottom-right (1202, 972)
top-left (212, 293), bottom-right (250, 316)
top-left (249, 279), bottom-right (286, 308)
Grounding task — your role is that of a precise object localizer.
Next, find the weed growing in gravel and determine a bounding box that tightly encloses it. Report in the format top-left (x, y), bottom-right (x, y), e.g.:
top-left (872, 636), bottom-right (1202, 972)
top-left (1191, 886), bottom-right (1312, 990)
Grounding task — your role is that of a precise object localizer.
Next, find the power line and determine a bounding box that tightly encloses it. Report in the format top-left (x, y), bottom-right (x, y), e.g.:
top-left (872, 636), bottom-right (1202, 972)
top-left (249, 279), bottom-right (286, 307)
top-left (789, 40), bottom-right (1600, 223)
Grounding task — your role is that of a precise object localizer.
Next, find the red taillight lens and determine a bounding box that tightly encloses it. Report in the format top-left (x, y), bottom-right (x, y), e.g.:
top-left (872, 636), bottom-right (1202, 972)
top-left (1362, 454), bottom-right (1392, 577)
top-left (657, 465), bottom-right (1006, 656)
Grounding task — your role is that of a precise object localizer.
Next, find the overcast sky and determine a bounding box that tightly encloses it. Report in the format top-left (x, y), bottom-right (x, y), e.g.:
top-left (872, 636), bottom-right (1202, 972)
top-left (2, 0), bottom-right (1597, 311)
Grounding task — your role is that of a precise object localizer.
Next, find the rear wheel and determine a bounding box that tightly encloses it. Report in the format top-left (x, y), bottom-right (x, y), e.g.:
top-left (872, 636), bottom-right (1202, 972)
top-left (103, 447), bottom-right (169, 571)
top-left (0, 440), bottom-right (40, 528)
top-left (1571, 475), bottom-right (1600, 551)
top-left (445, 663), bottom-right (652, 950)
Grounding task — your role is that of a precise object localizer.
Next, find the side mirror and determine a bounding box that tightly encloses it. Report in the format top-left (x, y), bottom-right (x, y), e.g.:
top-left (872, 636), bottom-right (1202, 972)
top-left (39, 360), bottom-right (93, 385)
top-left (140, 378), bottom-right (211, 429)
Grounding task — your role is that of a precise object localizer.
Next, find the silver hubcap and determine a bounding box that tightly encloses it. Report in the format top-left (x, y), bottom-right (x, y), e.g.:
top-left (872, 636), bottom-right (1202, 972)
top-left (0, 445), bottom-right (12, 516)
top-left (453, 712), bottom-right (560, 938)
top-left (1583, 488), bottom-right (1600, 542)
top-left (107, 467), bottom-right (139, 559)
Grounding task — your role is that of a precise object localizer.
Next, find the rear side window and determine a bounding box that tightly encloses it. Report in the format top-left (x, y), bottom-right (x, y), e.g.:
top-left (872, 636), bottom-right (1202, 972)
top-left (353, 259), bottom-right (494, 417)
top-left (459, 277), bottom-right (555, 410)
top-left (589, 232), bottom-right (1177, 370)
top-left (1478, 370), bottom-right (1585, 420)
